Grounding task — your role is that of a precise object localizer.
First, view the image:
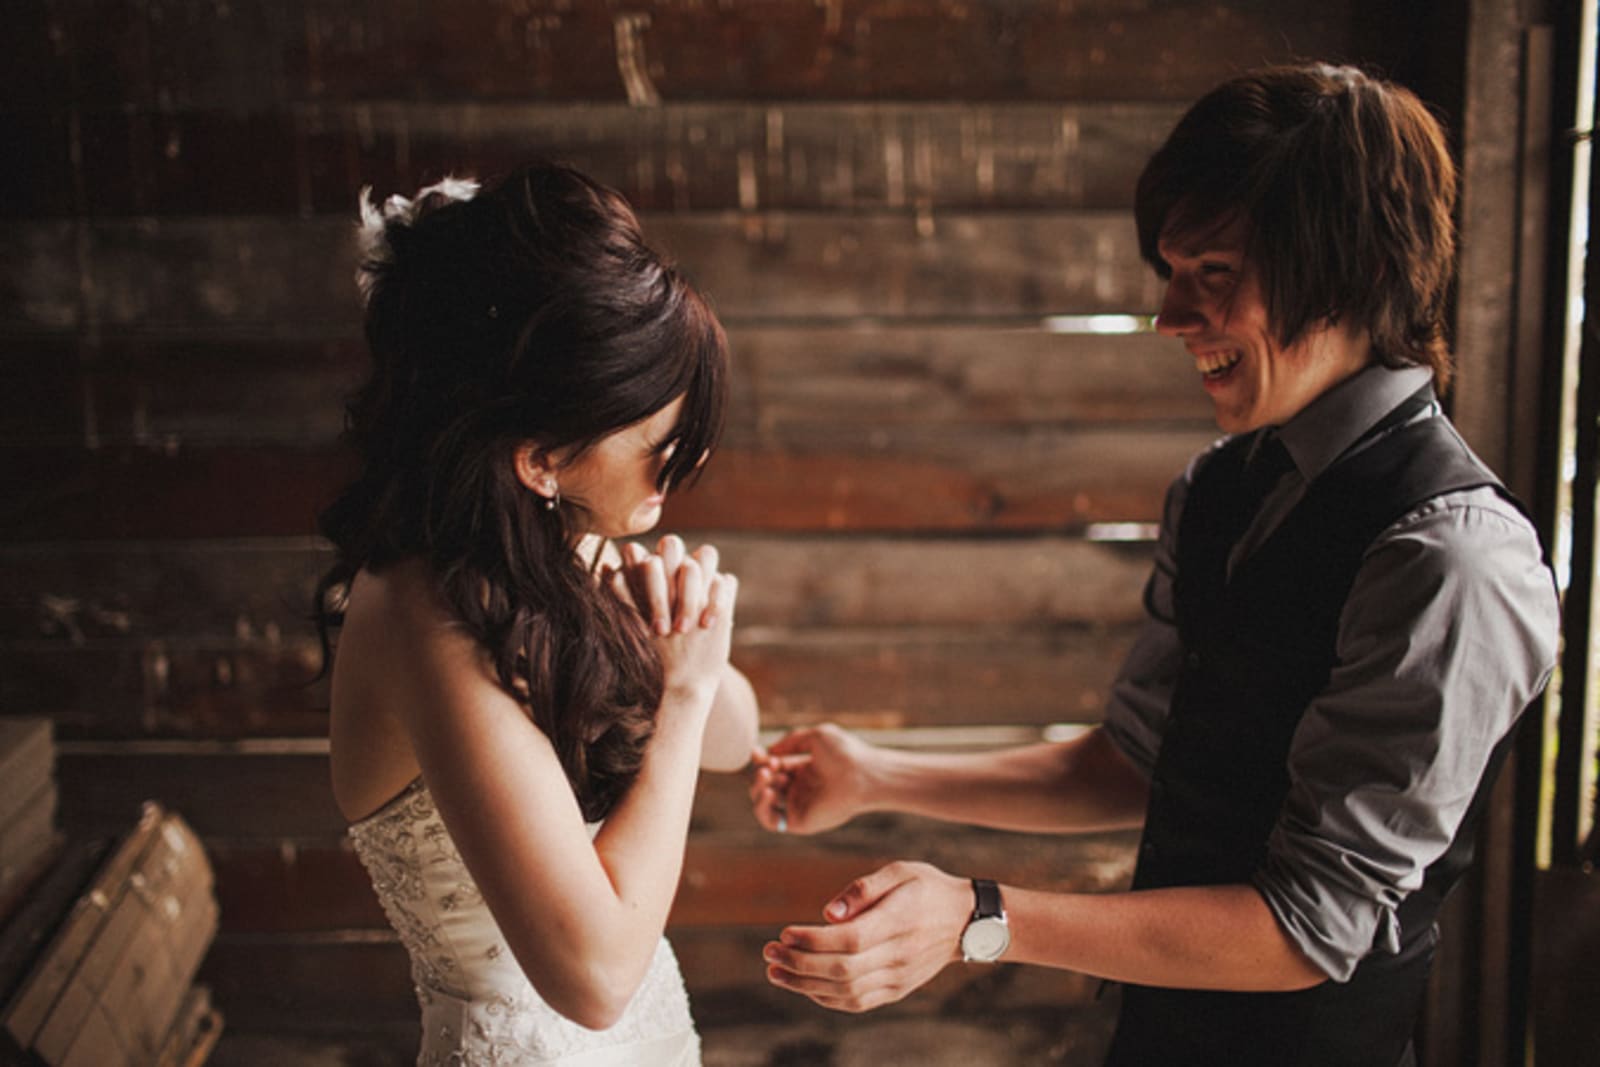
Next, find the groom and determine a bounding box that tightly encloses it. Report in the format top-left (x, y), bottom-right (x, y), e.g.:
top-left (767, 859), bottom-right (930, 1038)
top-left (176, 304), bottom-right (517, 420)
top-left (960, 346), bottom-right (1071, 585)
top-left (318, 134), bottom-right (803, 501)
top-left (749, 64), bottom-right (1559, 1066)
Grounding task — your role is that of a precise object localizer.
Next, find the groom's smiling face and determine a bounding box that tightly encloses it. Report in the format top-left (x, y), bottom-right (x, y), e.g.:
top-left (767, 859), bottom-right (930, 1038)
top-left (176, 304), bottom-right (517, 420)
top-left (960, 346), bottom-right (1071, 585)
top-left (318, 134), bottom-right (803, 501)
top-left (1152, 218), bottom-right (1372, 434)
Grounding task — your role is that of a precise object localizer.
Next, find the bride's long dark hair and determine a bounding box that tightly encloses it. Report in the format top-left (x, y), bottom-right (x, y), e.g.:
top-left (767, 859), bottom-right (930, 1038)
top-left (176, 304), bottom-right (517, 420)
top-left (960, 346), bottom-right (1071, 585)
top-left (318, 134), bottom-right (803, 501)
top-left (315, 162), bottom-right (727, 820)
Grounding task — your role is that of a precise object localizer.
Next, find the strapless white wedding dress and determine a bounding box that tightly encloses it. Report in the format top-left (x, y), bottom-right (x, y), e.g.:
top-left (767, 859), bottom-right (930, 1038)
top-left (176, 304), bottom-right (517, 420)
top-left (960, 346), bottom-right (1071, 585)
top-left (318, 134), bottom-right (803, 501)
top-left (349, 777), bottom-right (701, 1066)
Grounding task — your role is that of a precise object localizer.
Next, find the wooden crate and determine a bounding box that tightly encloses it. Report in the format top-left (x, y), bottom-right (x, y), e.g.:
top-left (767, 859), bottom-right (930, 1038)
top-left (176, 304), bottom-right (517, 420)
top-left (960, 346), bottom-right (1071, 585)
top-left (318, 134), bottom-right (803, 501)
top-left (2, 804), bottom-right (220, 1067)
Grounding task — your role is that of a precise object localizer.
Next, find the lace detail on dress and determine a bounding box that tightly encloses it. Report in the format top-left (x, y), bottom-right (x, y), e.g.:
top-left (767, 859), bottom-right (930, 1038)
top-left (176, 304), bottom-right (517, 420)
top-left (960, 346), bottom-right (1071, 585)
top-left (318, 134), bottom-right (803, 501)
top-left (349, 778), bottom-right (699, 1066)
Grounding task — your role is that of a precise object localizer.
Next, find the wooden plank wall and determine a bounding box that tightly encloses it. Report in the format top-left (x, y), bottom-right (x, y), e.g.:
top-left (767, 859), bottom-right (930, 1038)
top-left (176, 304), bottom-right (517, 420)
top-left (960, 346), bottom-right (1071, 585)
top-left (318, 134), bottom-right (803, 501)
top-left (1, 2), bottom-right (1456, 1062)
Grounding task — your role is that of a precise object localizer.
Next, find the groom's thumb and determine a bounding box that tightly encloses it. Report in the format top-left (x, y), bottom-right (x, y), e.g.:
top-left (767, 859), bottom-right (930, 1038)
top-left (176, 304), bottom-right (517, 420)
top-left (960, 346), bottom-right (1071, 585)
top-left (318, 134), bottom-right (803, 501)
top-left (824, 862), bottom-right (905, 923)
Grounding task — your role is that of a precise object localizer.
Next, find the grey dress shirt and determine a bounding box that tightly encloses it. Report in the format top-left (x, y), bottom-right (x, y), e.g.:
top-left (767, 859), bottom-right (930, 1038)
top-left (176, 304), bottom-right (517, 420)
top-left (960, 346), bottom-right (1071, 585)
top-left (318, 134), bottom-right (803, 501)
top-left (1102, 363), bottom-right (1560, 981)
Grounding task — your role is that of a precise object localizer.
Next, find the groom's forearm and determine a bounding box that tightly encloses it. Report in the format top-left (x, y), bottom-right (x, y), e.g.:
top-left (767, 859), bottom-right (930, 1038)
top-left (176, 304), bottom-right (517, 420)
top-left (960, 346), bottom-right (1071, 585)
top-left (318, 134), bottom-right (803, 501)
top-left (1003, 882), bottom-right (1328, 991)
top-left (863, 727), bottom-right (1148, 833)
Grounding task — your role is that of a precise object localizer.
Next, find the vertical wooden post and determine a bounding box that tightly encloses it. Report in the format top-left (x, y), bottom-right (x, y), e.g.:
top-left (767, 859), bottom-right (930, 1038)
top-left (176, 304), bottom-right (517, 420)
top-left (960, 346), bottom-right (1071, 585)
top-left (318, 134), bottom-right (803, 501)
top-left (1437, 2), bottom-right (1558, 1066)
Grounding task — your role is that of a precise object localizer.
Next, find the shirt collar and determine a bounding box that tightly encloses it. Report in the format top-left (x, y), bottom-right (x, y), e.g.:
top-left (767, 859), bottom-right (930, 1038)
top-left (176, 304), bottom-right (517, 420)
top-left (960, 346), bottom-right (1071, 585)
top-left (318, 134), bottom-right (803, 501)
top-left (1274, 363), bottom-right (1435, 481)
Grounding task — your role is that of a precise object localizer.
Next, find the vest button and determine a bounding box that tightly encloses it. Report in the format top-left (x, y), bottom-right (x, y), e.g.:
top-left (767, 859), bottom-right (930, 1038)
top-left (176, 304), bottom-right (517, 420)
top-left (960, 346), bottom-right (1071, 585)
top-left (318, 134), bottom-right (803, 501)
top-left (1184, 651), bottom-right (1201, 669)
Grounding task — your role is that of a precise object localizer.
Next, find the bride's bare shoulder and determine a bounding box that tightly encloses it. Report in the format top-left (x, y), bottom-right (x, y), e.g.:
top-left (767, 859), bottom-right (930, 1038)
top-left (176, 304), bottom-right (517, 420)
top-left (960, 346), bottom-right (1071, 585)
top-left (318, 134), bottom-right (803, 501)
top-left (336, 560), bottom-right (490, 698)
top-left (345, 559), bottom-right (453, 635)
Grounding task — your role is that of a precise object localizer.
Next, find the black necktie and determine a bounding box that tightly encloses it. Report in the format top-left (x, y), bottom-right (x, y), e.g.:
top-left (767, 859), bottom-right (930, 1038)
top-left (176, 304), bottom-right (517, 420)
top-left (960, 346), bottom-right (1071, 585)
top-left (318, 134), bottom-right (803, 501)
top-left (1226, 433), bottom-right (1294, 553)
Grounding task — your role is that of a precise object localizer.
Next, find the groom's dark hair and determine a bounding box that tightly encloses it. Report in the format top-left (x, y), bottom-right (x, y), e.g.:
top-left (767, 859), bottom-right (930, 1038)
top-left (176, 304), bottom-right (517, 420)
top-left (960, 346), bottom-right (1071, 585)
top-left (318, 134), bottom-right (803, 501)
top-left (1135, 63), bottom-right (1458, 389)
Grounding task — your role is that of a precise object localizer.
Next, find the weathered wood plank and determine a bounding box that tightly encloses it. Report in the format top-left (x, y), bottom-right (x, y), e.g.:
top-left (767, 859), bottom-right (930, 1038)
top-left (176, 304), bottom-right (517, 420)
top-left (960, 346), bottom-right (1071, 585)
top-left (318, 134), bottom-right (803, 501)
top-left (4, 331), bottom-right (1203, 539)
top-left (56, 748), bottom-right (345, 842)
top-left (1533, 868), bottom-right (1600, 1067)
top-left (0, 213), bottom-right (1163, 335)
top-left (0, 444), bottom-right (355, 541)
top-left (288, 100), bottom-right (1173, 213)
top-left (0, 221), bottom-right (80, 332)
top-left (731, 626), bottom-right (1136, 728)
top-left (0, 642), bottom-right (331, 739)
top-left (664, 427), bottom-right (1204, 533)
top-left (1, 429), bottom-right (1202, 539)
top-left (3, 624), bottom-right (1135, 738)
top-left (208, 1028), bottom-right (420, 1067)
top-left (0, 540), bottom-right (334, 645)
top-left (196, 936), bottom-right (415, 1029)
top-left (9, 102), bottom-right (1180, 218)
top-left (3, 536), bottom-right (1153, 644)
top-left (0, 336), bottom-right (80, 444)
top-left (0, 112), bottom-right (76, 219)
top-left (205, 827), bottom-right (1135, 935)
top-left (53, 733), bottom-right (1131, 844)
top-left (0, 2), bottom-right (73, 110)
top-left (729, 327), bottom-right (1205, 429)
top-left (28, 0), bottom-right (1355, 109)
top-left (208, 843), bottom-right (384, 934)
top-left (0, 337), bottom-right (363, 449)
top-left (2, 329), bottom-right (1204, 452)
top-left (73, 108), bottom-right (304, 218)
top-left (0, 218), bottom-right (361, 339)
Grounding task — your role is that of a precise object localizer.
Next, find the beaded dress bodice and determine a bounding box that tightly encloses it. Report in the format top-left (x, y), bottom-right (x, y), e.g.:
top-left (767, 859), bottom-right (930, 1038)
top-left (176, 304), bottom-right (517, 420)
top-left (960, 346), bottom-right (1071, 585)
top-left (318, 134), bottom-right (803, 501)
top-left (348, 777), bottom-right (700, 1066)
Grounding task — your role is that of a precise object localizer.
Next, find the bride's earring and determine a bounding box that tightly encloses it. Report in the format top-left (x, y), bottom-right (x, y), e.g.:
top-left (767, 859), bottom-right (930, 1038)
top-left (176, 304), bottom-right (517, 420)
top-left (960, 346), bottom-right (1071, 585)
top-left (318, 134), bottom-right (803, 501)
top-left (513, 444), bottom-right (561, 512)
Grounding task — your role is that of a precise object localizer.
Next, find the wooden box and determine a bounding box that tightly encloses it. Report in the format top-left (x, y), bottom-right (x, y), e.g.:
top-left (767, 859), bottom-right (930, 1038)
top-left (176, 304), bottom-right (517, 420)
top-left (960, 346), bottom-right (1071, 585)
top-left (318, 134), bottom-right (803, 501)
top-left (1, 803), bottom-right (219, 1067)
top-left (0, 720), bottom-right (58, 911)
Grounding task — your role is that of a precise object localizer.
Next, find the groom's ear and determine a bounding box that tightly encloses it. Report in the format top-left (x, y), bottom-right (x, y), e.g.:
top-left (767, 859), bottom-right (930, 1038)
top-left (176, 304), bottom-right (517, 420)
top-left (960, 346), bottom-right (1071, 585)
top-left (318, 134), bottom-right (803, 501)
top-left (512, 441), bottom-right (560, 497)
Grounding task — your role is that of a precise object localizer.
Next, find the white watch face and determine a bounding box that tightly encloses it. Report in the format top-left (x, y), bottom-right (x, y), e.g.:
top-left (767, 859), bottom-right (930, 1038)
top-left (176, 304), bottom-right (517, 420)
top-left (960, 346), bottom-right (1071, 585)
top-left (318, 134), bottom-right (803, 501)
top-left (962, 916), bottom-right (1010, 961)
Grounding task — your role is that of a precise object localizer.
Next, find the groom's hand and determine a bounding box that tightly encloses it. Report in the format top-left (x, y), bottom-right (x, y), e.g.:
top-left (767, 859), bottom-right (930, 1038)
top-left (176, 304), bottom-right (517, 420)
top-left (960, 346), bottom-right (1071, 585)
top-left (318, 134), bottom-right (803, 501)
top-left (761, 861), bottom-right (971, 1012)
top-left (750, 724), bottom-right (874, 836)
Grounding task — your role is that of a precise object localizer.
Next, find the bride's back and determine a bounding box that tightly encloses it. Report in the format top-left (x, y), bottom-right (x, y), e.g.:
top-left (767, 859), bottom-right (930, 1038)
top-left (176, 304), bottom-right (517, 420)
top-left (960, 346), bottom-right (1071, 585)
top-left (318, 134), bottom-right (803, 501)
top-left (327, 559), bottom-right (438, 824)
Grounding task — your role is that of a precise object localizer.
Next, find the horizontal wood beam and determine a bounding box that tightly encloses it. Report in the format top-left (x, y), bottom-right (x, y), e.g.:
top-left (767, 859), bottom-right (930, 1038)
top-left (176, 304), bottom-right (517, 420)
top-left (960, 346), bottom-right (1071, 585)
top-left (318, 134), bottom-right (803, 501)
top-left (4, 624), bottom-right (1138, 739)
top-left (4, 330), bottom-right (1206, 452)
top-left (0, 214), bottom-right (1164, 334)
top-left (5, 102), bottom-right (1182, 218)
top-left (0, 431), bottom-right (1203, 539)
top-left (6, 1), bottom-right (1356, 110)
top-left (2, 536), bottom-right (1153, 641)
top-left (204, 829), bottom-right (1135, 936)
top-left (196, 926), bottom-right (1120, 1037)
top-left (50, 735), bottom-right (1131, 844)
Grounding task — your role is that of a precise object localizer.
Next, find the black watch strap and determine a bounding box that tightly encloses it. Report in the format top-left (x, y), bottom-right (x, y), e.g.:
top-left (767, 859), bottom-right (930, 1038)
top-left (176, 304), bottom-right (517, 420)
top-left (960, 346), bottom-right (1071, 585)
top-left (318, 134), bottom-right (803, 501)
top-left (972, 878), bottom-right (1003, 919)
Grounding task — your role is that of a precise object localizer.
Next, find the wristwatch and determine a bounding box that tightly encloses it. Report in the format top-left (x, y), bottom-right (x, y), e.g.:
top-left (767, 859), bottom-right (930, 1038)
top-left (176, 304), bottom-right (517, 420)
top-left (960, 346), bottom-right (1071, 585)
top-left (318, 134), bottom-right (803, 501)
top-left (959, 878), bottom-right (1010, 962)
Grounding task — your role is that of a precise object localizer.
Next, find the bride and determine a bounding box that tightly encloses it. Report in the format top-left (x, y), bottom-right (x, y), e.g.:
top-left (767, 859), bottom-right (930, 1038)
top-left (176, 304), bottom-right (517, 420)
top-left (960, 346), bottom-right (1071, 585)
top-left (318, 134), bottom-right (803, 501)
top-left (315, 162), bottom-right (759, 1065)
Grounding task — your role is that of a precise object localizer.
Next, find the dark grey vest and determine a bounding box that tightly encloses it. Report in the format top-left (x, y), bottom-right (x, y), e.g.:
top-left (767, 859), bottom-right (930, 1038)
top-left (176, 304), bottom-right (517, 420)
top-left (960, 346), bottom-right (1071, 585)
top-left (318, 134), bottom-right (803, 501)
top-left (1106, 393), bottom-right (1517, 1067)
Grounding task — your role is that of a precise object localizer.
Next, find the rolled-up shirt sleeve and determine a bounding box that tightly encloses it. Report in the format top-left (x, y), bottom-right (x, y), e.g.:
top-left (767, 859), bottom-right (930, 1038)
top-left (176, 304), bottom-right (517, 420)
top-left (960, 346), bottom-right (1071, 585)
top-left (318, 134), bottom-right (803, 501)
top-left (1252, 488), bottom-right (1559, 981)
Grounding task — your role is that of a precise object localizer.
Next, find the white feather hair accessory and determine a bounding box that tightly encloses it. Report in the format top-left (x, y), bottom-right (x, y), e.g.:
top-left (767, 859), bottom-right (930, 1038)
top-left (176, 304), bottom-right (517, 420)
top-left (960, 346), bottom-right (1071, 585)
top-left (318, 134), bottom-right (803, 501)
top-left (355, 176), bottom-right (481, 300)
